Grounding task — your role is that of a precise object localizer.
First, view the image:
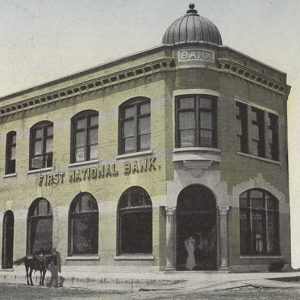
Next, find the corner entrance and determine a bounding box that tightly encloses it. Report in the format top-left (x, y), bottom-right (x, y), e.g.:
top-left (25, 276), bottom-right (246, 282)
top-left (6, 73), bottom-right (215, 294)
top-left (176, 185), bottom-right (217, 271)
top-left (2, 211), bottom-right (14, 269)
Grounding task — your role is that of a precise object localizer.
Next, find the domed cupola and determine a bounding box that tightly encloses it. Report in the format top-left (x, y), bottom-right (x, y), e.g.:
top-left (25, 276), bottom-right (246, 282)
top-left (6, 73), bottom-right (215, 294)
top-left (162, 4), bottom-right (222, 46)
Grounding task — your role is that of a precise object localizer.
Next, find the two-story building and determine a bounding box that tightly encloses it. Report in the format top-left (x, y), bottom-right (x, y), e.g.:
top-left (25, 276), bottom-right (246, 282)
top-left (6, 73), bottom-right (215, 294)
top-left (0, 4), bottom-right (291, 273)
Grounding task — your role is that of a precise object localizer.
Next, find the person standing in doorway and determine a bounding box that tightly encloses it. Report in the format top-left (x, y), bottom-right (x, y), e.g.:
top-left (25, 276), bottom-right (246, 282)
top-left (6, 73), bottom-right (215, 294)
top-left (184, 236), bottom-right (196, 270)
top-left (48, 248), bottom-right (61, 288)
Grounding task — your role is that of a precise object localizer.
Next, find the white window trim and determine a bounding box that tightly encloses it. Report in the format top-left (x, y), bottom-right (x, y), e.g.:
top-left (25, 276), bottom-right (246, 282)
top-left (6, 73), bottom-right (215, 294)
top-left (237, 152), bottom-right (281, 165)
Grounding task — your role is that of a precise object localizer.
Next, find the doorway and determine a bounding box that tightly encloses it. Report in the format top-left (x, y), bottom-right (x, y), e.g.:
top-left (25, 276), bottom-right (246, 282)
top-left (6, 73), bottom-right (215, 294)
top-left (2, 211), bottom-right (14, 269)
top-left (176, 185), bottom-right (217, 271)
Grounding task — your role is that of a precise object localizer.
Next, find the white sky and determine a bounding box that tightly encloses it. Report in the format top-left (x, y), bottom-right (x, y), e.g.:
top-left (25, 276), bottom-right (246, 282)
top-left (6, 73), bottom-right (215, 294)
top-left (1, 0), bottom-right (300, 267)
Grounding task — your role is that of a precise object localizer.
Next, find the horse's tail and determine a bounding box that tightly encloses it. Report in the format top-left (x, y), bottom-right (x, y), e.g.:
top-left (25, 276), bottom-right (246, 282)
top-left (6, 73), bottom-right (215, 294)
top-left (14, 257), bottom-right (26, 265)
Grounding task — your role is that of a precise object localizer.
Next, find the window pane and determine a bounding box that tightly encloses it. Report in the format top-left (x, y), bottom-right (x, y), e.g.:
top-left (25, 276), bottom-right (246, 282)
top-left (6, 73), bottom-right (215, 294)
top-left (72, 214), bottom-right (98, 254)
top-left (124, 106), bottom-right (135, 118)
top-left (31, 156), bottom-right (43, 169)
top-left (34, 141), bottom-right (42, 155)
top-left (267, 198), bottom-right (277, 210)
top-left (140, 102), bottom-right (150, 115)
top-left (180, 130), bottom-right (195, 147)
top-left (30, 217), bottom-right (52, 254)
top-left (124, 137), bottom-right (135, 153)
top-left (123, 120), bottom-right (134, 138)
top-left (11, 134), bottom-right (16, 145)
top-left (89, 145), bottom-right (98, 160)
top-left (139, 134), bottom-right (150, 150)
top-left (252, 211), bottom-right (264, 254)
top-left (76, 131), bottom-right (86, 147)
top-left (76, 118), bottom-right (87, 130)
top-left (240, 208), bottom-right (250, 255)
top-left (11, 146), bottom-right (16, 160)
top-left (179, 97), bottom-right (194, 109)
top-left (267, 212), bottom-right (279, 254)
top-left (34, 128), bottom-right (43, 139)
top-left (252, 125), bottom-right (259, 140)
top-left (130, 189), bottom-right (145, 207)
top-left (119, 194), bottom-right (129, 209)
top-left (89, 128), bottom-right (98, 145)
top-left (200, 111), bottom-right (212, 129)
top-left (199, 97), bottom-right (212, 109)
top-left (46, 137), bottom-right (53, 153)
top-left (90, 115), bottom-right (98, 127)
top-left (38, 200), bottom-right (49, 215)
top-left (75, 147), bottom-right (85, 162)
top-left (138, 117), bottom-right (150, 135)
top-left (200, 130), bottom-right (212, 147)
top-left (47, 126), bottom-right (53, 137)
top-left (179, 112), bottom-right (195, 130)
top-left (46, 153), bottom-right (53, 168)
top-left (81, 195), bottom-right (93, 211)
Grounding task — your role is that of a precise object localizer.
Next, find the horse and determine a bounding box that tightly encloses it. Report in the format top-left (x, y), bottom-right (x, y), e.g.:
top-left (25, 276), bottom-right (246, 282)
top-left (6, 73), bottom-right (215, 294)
top-left (14, 253), bottom-right (52, 286)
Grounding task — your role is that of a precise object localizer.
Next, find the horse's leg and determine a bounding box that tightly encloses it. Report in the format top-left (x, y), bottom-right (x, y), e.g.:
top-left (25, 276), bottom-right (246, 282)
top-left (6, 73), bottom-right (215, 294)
top-left (29, 268), bottom-right (33, 285)
top-left (41, 270), bottom-right (45, 286)
top-left (25, 266), bottom-right (29, 285)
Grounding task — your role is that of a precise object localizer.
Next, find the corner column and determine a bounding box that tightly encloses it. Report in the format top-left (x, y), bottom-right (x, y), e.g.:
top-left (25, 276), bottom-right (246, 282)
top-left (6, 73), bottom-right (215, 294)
top-left (165, 207), bottom-right (176, 271)
top-left (219, 206), bottom-right (230, 271)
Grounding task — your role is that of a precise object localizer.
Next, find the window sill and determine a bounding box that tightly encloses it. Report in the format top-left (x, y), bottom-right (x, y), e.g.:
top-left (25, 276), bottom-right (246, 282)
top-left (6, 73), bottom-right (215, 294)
top-left (114, 254), bottom-right (154, 261)
top-left (116, 150), bottom-right (153, 160)
top-left (66, 256), bottom-right (100, 261)
top-left (27, 167), bottom-right (53, 174)
top-left (240, 255), bottom-right (283, 259)
top-left (68, 159), bottom-right (100, 168)
top-left (236, 152), bottom-right (281, 165)
top-left (173, 147), bottom-right (221, 165)
top-left (3, 173), bottom-right (17, 178)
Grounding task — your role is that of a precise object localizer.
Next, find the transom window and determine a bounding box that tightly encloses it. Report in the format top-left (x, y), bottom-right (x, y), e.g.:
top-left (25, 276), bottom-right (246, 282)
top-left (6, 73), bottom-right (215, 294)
top-left (239, 189), bottom-right (279, 256)
top-left (71, 110), bottom-right (98, 163)
top-left (236, 101), bottom-right (279, 161)
top-left (118, 187), bottom-right (152, 254)
top-left (30, 121), bottom-right (53, 170)
top-left (175, 95), bottom-right (217, 148)
top-left (5, 131), bottom-right (16, 174)
top-left (27, 198), bottom-right (53, 254)
top-left (69, 193), bottom-right (99, 255)
top-left (119, 98), bottom-right (151, 154)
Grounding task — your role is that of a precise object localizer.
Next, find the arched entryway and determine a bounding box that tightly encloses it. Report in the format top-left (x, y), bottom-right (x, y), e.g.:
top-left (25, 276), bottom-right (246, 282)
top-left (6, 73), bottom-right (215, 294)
top-left (2, 211), bottom-right (14, 269)
top-left (27, 198), bottom-right (53, 254)
top-left (176, 185), bottom-right (217, 271)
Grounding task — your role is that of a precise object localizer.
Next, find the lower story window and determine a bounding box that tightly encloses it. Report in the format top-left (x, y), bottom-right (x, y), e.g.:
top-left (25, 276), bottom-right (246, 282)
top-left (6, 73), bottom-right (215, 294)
top-left (240, 189), bottom-right (279, 256)
top-left (118, 187), bottom-right (152, 254)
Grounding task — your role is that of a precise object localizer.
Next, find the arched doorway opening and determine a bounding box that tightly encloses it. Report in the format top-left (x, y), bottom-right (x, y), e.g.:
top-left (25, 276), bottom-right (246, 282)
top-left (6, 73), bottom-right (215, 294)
top-left (176, 185), bottom-right (217, 271)
top-left (2, 211), bottom-right (14, 269)
top-left (27, 198), bottom-right (53, 254)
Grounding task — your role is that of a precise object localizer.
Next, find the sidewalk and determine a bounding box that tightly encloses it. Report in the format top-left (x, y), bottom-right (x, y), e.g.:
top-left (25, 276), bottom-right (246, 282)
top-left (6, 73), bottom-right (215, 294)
top-left (1, 267), bottom-right (300, 293)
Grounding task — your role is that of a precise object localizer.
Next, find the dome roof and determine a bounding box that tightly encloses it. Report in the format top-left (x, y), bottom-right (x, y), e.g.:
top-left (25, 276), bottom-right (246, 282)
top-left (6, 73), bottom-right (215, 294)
top-left (162, 4), bottom-right (222, 46)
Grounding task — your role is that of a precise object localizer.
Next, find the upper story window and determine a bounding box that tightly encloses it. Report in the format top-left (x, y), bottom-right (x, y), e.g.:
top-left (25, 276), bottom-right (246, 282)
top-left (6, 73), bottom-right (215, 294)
top-left (119, 97), bottom-right (151, 154)
top-left (175, 95), bottom-right (217, 148)
top-left (236, 102), bottom-right (248, 153)
top-left (71, 110), bottom-right (98, 163)
top-left (5, 131), bottom-right (16, 174)
top-left (236, 101), bottom-right (279, 161)
top-left (30, 121), bottom-right (53, 170)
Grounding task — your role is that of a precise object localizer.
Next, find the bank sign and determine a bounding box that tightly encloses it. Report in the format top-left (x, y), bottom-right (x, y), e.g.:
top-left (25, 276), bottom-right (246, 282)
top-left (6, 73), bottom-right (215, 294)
top-left (178, 49), bottom-right (215, 63)
top-left (38, 157), bottom-right (160, 187)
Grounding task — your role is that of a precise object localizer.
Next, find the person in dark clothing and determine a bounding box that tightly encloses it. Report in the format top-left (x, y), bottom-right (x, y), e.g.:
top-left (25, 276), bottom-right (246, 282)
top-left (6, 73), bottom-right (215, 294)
top-left (48, 248), bottom-right (61, 288)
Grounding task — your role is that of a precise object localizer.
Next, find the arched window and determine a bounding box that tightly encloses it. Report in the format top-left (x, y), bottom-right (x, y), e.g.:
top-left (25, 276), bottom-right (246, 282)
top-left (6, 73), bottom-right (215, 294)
top-left (117, 187), bottom-right (152, 254)
top-left (71, 110), bottom-right (98, 163)
top-left (5, 131), bottom-right (16, 174)
top-left (119, 97), bottom-right (151, 154)
top-left (29, 121), bottom-right (53, 170)
top-left (27, 198), bottom-right (53, 254)
top-left (2, 210), bottom-right (14, 269)
top-left (239, 189), bottom-right (279, 256)
top-left (68, 193), bottom-right (99, 255)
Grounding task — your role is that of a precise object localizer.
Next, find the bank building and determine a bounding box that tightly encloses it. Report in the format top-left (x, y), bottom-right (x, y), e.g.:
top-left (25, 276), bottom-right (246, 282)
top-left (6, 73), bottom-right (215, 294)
top-left (0, 4), bottom-right (291, 273)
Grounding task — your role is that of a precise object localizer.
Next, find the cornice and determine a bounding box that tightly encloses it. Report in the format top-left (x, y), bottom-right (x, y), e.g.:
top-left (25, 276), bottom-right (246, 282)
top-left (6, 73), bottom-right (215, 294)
top-left (0, 57), bottom-right (175, 120)
top-left (218, 58), bottom-right (289, 96)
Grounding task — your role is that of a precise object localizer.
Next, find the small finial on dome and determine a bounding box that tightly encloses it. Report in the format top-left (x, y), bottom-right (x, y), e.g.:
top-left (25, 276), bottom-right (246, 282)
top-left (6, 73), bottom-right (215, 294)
top-left (187, 3), bottom-right (197, 14)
